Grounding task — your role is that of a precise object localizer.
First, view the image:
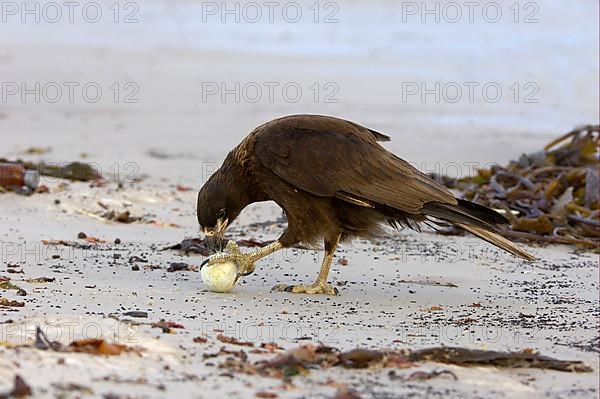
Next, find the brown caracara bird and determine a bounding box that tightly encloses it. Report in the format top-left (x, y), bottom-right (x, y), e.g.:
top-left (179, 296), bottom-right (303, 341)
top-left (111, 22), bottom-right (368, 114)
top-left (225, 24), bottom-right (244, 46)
top-left (198, 115), bottom-right (534, 295)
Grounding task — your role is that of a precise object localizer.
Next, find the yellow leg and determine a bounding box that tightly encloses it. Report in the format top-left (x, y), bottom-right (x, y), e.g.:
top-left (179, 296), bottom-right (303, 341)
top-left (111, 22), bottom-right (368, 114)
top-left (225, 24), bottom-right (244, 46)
top-left (272, 233), bottom-right (341, 295)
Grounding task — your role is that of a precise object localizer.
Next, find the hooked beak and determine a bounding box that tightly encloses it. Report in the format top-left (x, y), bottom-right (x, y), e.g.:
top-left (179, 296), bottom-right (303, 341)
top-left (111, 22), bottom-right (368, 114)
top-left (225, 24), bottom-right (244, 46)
top-left (203, 218), bottom-right (228, 253)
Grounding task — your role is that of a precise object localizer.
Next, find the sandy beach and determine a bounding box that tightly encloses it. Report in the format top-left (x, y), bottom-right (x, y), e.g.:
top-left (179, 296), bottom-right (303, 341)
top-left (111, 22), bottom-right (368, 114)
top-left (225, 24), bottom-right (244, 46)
top-left (0, 0), bottom-right (599, 397)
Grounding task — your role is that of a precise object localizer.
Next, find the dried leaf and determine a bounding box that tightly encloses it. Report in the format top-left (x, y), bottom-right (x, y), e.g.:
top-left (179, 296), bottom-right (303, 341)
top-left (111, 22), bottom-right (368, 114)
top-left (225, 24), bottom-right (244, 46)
top-left (0, 375), bottom-right (32, 398)
top-left (255, 392), bottom-right (278, 398)
top-left (0, 298), bottom-right (24, 307)
top-left (69, 339), bottom-right (127, 356)
top-left (217, 334), bottom-right (254, 347)
top-left (24, 277), bottom-right (55, 284)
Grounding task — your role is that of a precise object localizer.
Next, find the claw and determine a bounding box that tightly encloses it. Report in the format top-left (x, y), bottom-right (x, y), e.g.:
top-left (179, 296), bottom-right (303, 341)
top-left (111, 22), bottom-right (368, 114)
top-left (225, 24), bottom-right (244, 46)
top-left (200, 258), bottom-right (210, 269)
top-left (200, 240), bottom-right (256, 276)
top-left (272, 283), bottom-right (339, 296)
top-left (241, 269), bottom-right (254, 277)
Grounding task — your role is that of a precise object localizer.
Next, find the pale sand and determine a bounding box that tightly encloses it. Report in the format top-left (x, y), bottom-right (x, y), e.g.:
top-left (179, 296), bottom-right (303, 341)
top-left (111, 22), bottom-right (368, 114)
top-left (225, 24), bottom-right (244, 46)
top-left (0, 0), bottom-right (598, 397)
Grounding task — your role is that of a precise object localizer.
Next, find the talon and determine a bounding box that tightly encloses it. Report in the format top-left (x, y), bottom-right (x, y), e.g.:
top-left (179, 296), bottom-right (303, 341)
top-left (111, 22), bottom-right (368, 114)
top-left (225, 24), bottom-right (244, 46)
top-left (200, 258), bottom-right (210, 268)
top-left (272, 283), bottom-right (339, 295)
top-left (271, 284), bottom-right (287, 292)
top-left (234, 273), bottom-right (243, 285)
top-left (200, 240), bottom-right (257, 277)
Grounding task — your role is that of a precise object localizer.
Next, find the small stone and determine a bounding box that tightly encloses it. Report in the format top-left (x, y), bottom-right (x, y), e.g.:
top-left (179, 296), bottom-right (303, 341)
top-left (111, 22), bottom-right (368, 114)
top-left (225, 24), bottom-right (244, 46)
top-left (123, 311), bottom-right (148, 318)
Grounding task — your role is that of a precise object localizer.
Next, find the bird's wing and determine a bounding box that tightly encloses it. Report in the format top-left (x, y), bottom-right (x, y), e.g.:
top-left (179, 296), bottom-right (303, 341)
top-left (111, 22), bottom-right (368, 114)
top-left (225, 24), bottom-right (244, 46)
top-left (254, 116), bottom-right (456, 213)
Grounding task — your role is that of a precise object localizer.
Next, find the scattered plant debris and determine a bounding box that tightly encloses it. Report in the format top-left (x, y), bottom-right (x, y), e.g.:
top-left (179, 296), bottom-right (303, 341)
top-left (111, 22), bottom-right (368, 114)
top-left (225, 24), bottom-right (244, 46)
top-left (331, 389), bottom-right (361, 399)
top-left (432, 125), bottom-right (599, 250)
top-left (6, 268), bottom-right (24, 274)
top-left (408, 347), bottom-right (592, 372)
top-left (260, 342), bottom-right (284, 352)
top-left (101, 210), bottom-right (142, 224)
top-left (388, 369), bottom-right (457, 381)
top-left (152, 319), bottom-right (185, 333)
top-left (0, 298), bottom-right (25, 307)
top-left (0, 277), bottom-right (22, 291)
top-left (42, 240), bottom-right (94, 250)
top-left (398, 279), bottom-right (458, 288)
top-left (123, 311), bottom-right (148, 318)
top-left (68, 339), bottom-right (129, 356)
top-left (23, 146), bottom-right (52, 155)
top-left (176, 185), bottom-right (193, 192)
top-left (219, 344), bottom-right (592, 381)
top-left (0, 159), bottom-right (101, 182)
top-left (24, 277), bottom-right (55, 284)
top-left (166, 262), bottom-right (195, 272)
top-left (0, 375), bottom-right (32, 398)
top-left (51, 383), bottom-right (93, 395)
top-left (33, 327), bottom-right (140, 356)
top-left (217, 334), bottom-right (255, 347)
top-left (255, 391), bottom-right (278, 398)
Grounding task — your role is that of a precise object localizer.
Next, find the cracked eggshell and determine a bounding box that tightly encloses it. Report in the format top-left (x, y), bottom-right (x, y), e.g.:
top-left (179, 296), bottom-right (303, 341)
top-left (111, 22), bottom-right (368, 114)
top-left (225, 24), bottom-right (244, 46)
top-left (200, 261), bottom-right (239, 293)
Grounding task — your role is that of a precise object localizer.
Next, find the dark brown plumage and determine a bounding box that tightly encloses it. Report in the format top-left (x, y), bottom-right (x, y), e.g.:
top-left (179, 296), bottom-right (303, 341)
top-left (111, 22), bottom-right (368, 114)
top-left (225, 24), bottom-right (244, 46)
top-left (197, 114), bottom-right (534, 295)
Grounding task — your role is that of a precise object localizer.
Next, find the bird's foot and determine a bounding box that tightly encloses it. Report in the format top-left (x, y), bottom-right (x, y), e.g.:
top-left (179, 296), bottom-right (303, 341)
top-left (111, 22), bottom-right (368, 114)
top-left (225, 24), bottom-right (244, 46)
top-left (271, 283), bottom-right (339, 296)
top-left (201, 240), bottom-right (255, 276)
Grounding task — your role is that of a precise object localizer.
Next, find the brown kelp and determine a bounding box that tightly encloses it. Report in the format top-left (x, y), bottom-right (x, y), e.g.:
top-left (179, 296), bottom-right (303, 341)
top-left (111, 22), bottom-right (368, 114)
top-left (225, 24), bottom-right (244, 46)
top-left (433, 125), bottom-right (599, 251)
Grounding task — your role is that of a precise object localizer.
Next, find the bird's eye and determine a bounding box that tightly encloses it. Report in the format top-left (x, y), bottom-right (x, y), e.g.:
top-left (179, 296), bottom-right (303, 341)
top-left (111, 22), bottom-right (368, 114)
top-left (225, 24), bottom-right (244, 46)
top-left (217, 208), bottom-right (226, 219)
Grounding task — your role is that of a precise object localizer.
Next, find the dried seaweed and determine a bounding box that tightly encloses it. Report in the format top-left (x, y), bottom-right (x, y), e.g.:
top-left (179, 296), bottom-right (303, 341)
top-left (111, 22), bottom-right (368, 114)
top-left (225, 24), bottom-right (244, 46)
top-left (408, 347), bottom-right (592, 372)
top-left (219, 344), bottom-right (591, 381)
top-left (33, 326), bottom-right (141, 356)
top-left (0, 297), bottom-right (24, 307)
top-left (388, 369), bottom-right (458, 381)
top-left (151, 319), bottom-right (185, 333)
top-left (0, 159), bottom-right (101, 182)
top-left (0, 375), bottom-right (32, 398)
top-left (432, 125), bottom-right (600, 251)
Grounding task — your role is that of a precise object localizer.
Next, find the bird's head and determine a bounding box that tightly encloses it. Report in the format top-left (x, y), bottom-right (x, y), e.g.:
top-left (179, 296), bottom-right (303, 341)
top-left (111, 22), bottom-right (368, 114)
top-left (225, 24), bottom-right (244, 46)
top-left (197, 173), bottom-right (242, 252)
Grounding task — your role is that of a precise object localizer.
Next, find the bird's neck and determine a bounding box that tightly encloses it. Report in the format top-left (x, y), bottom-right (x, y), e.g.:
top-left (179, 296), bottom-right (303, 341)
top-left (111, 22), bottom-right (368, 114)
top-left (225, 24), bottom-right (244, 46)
top-left (218, 156), bottom-right (259, 210)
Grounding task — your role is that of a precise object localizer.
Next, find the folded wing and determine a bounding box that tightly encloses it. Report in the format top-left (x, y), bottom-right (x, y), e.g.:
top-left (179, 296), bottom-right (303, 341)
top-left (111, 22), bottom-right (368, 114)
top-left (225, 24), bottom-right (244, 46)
top-left (254, 115), bottom-right (457, 214)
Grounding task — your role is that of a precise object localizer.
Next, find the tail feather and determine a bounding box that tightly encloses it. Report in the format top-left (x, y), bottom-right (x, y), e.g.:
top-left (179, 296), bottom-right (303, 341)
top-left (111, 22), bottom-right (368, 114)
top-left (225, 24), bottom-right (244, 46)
top-left (454, 198), bottom-right (509, 225)
top-left (455, 223), bottom-right (535, 261)
top-left (422, 200), bottom-right (501, 232)
top-left (422, 199), bottom-right (535, 261)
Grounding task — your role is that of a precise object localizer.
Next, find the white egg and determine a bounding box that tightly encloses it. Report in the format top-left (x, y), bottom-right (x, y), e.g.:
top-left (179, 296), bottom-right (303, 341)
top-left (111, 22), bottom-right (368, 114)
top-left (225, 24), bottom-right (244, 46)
top-left (200, 261), bottom-right (240, 293)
